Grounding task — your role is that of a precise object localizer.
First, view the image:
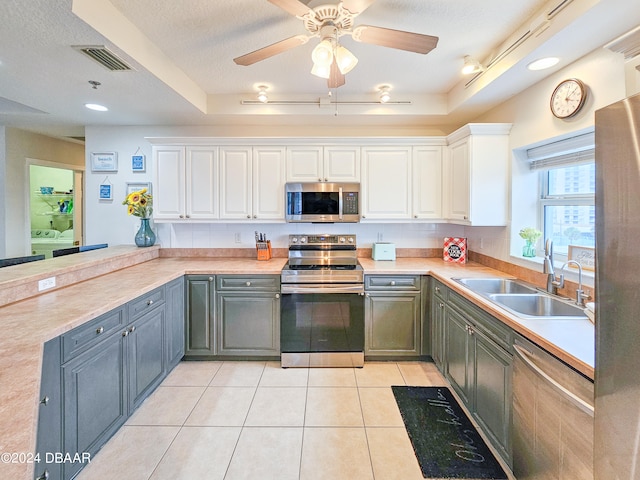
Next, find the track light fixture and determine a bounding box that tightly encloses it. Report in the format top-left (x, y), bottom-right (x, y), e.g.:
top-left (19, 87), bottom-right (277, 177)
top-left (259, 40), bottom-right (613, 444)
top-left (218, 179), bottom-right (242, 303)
top-left (379, 85), bottom-right (391, 103)
top-left (257, 86), bottom-right (268, 103)
top-left (461, 55), bottom-right (484, 75)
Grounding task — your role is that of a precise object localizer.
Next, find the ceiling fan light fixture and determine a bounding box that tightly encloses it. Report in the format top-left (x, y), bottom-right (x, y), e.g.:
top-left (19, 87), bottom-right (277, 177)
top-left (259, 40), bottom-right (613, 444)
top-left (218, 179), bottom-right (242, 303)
top-left (257, 86), bottom-right (268, 103)
top-left (379, 85), bottom-right (391, 103)
top-left (335, 45), bottom-right (358, 74)
top-left (461, 55), bottom-right (484, 75)
top-left (312, 39), bottom-right (334, 67)
top-left (311, 62), bottom-right (331, 79)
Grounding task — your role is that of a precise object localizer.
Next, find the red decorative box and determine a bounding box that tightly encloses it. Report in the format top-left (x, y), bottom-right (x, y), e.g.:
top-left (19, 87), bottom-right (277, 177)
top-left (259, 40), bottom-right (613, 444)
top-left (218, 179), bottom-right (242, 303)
top-left (443, 237), bottom-right (467, 263)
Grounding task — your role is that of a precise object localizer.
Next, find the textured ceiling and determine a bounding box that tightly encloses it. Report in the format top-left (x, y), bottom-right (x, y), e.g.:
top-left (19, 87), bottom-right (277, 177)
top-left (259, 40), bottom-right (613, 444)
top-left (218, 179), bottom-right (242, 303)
top-left (0, 0), bottom-right (639, 138)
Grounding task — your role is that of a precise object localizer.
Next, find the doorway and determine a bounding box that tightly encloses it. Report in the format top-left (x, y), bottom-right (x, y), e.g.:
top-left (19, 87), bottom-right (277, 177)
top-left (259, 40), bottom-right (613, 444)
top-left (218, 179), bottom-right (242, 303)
top-left (28, 161), bottom-right (83, 258)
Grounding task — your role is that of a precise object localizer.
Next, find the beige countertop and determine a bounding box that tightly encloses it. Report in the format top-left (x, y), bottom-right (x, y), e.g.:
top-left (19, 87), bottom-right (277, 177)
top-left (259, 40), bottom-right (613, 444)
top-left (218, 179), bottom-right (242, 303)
top-left (0, 250), bottom-right (594, 479)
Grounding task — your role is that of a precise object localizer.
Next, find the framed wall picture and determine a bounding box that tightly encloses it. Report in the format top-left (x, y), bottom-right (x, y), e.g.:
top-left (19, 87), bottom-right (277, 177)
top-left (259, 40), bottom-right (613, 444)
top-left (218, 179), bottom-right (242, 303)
top-left (567, 245), bottom-right (595, 271)
top-left (131, 154), bottom-right (146, 172)
top-left (91, 152), bottom-right (118, 172)
top-left (99, 183), bottom-right (113, 201)
top-left (126, 182), bottom-right (151, 196)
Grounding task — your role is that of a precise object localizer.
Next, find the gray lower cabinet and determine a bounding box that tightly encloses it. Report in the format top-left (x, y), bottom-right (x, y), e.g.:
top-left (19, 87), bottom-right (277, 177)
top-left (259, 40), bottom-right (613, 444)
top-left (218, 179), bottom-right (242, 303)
top-left (184, 275), bottom-right (216, 357)
top-left (216, 275), bottom-right (280, 356)
top-left (430, 278), bottom-right (448, 370)
top-left (365, 275), bottom-right (421, 357)
top-left (444, 289), bottom-right (513, 466)
top-left (166, 277), bottom-right (185, 368)
top-left (36, 279), bottom-right (184, 480)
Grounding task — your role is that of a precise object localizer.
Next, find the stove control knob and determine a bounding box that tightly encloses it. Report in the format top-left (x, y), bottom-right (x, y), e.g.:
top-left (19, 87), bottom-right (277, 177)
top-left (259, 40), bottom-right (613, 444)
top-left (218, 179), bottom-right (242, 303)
top-left (300, 237), bottom-right (307, 243)
top-left (348, 237), bottom-right (354, 243)
top-left (291, 237), bottom-right (298, 243)
top-left (339, 237), bottom-right (346, 243)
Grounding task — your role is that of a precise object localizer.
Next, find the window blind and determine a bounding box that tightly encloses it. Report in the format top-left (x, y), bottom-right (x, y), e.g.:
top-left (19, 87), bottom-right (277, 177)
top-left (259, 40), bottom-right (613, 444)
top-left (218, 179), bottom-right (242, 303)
top-left (527, 131), bottom-right (594, 170)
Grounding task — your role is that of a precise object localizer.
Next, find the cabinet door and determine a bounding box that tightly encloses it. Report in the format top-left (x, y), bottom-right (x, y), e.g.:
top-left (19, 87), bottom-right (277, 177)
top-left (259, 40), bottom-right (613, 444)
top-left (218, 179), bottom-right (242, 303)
top-left (35, 339), bottom-right (62, 480)
top-left (153, 146), bottom-right (186, 220)
top-left (448, 138), bottom-right (471, 222)
top-left (186, 147), bottom-right (218, 219)
top-left (62, 333), bottom-right (127, 480)
top-left (365, 291), bottom-right (420, 356)
top-left (473, 329), bottom-right (512, 462)
top-left (413, 146), bottom-right (443, 219)
top-left (361, 147), bottom-right (412, 220)
top-left (185, 276), bottom-right (216, 356)
top-left (445, 308), bottom-right (473, 405)
top-left (286, 146), bottom-right (323, 181)
top-left (324, 146), bottom-right (360, 182)
top-left (219, 147), bottom-right (252, 219)
top-left (127, 307), bottom-right (166, 412)
top-left (217, 292), bottom-right (280, 355)
top-left (165, 277), bottom-right (185, 369)
top-left (431, 291), bottom-right (446, 370)
top-left (253, 147), bottom-right (286, 220)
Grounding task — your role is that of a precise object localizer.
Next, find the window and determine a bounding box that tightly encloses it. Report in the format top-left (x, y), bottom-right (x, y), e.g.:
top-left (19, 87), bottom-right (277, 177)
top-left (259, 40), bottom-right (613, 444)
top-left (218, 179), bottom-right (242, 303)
top-left (527, 131), bottom-right (595, 259)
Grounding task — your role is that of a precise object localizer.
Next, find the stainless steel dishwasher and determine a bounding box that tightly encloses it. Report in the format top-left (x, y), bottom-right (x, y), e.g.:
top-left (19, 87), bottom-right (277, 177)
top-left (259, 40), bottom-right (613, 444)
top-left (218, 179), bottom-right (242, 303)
top-left (512, 334), bottom-right (594, 479)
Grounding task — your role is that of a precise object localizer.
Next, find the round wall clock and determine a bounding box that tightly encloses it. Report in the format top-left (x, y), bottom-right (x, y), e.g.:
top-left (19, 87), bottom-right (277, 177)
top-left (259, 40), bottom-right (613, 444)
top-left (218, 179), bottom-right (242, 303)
top-left (550, 78), bottom-right (587, 119)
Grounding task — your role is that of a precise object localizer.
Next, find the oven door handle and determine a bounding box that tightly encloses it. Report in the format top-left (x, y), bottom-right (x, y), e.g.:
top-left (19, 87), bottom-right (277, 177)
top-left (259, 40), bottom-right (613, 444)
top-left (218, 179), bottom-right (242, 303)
top-left (281, 284), bottom-right (364, 295)
top-left (338, 186), bottom-right (343, 221)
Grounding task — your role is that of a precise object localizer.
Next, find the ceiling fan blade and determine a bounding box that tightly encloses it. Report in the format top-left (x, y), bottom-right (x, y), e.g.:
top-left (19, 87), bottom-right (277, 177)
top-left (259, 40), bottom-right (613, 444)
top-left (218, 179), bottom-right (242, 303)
top-left (351, 25), bottom-right (439, 54)
top-left (234, 35), bottom-right (310, 66)
top-left (341, 0), bottom-right (375, 15)
top-left (268, 0), bottom-right (314, 17)
top-left (328, 59), bottom-right (345, 88)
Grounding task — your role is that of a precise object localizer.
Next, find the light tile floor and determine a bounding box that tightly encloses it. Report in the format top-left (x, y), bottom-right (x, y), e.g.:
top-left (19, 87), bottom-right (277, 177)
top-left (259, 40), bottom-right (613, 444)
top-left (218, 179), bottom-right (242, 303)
top-left (76, 361), bottom-right (513, 480)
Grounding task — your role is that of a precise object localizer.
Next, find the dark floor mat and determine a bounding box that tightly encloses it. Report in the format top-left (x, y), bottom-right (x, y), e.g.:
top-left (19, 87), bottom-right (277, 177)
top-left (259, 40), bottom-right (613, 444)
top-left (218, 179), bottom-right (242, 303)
top-left (392, 386), bottom-right (508, 479)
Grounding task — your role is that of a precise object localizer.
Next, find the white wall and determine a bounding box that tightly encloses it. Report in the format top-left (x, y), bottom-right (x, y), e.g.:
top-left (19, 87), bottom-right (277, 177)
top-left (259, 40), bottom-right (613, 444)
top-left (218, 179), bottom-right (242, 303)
top-left (464, 47), bottom-right (627, 267)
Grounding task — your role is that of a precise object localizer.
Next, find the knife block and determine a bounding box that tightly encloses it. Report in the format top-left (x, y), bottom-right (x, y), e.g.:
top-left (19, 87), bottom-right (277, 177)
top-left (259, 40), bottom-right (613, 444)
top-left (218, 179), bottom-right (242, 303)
top-left (256, 240), bottom-right (272, 261)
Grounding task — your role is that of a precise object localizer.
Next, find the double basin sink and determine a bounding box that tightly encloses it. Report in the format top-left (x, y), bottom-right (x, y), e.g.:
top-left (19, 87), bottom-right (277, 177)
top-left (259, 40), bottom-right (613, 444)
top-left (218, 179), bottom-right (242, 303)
top-left (453, 277), bottom-right (587, 320)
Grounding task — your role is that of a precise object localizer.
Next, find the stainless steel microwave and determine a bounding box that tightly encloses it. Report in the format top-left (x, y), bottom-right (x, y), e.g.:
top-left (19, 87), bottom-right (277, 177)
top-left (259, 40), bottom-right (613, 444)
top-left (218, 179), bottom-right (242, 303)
top-left (285, 182), bottom-right (360, 223)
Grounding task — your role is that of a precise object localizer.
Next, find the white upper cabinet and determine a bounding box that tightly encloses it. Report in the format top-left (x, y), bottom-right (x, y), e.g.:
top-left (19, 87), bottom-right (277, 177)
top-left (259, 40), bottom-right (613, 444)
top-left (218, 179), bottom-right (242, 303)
top-left (412, 146), bottom-right (443, 220)
top-left (153, 146), bottom-right (218, 221)
top-left (361, 146), bottom-right (412, 220)
top-left (445, 124), bottom-right (512, 226)
top-left (219, 146), bottom-right (285, 221)
top-left (286, 146), bottom-right (360, 182)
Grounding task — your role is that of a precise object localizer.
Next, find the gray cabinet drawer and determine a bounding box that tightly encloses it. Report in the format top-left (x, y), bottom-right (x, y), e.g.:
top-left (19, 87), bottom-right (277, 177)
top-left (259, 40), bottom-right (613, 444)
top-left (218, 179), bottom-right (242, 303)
top-left (431, 279), bottom-right (449, 301)
top-left (365, 275), bottom-right (421, 290)
top-left (216, 275), bottom-right (280, 291)
top-left (62, 307), bottom-right (125, 362)
top-left (128, 286), bottom-right (165, 320)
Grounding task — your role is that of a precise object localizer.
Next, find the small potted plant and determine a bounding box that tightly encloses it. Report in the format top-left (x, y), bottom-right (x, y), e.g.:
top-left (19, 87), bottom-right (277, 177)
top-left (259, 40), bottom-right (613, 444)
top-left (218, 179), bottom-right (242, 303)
top-left (519, 227), bottom-right (542, 258)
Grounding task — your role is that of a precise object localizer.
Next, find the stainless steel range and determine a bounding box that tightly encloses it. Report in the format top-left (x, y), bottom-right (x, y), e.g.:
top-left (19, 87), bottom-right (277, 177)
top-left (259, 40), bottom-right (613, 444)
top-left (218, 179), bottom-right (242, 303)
top-left (280, 234), bottom-right (364, 367)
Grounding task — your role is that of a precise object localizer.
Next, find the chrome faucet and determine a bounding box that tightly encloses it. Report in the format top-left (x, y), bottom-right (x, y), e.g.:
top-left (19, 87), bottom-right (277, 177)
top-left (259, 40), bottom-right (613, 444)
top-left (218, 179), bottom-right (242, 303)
top-left (543, 239), bottom-right (557, 294)
top-left (554, 260), bottom-right (588, 306)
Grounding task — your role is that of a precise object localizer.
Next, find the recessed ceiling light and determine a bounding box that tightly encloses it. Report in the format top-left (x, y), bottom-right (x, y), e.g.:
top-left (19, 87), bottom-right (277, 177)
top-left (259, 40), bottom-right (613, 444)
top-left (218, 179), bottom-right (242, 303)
top-left (527, 57), bottom-right (559, 71)
top-left (85, 103), bottom-right (108, 111)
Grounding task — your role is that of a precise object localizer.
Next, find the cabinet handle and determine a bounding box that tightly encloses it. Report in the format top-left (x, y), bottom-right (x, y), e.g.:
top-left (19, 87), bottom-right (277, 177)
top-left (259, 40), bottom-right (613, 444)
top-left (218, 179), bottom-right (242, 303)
top-left (246, 281), bottom-right (251, 286)
top-left (439, 302), bottom-right (444, 308)
top-left (40, 396), bottom-right (49, 405)
top-left (390, 280), bottom-right (396, 286)
top-left (435, 286), bottom-right (441, 293)
top-left (253, 215), bottom-right (257, 219)
top-left (36, 470), bottom-right (49, 480)
top-left (96, 326), bottom-right (104, 334)
top-left (129, 326), bottom-right (136, 333)
top-left (362, 215), bottom-right (366, 219)
top-left (324, 178), bottom-right (328, 182)
top-left (122, 330), bottom-right (129, 337)
top-left (318, 178), bottom-right (322, 182)
top-left (366, 293), bottom-right (370, 297)
top-left (179, 215), bottom-right (184, 219)
top-left (414, 215), bottom-right (418, 219)
top-left (186, 215), bottom-right (190, 219)
top-left (147, 299), bottom-right (153, 306)
top-left (209, 277), bottom-right (214, 282)
top-left (247, 215), bottom-right (251, 219)
top-left (275, 294), bottom-right (280, 299)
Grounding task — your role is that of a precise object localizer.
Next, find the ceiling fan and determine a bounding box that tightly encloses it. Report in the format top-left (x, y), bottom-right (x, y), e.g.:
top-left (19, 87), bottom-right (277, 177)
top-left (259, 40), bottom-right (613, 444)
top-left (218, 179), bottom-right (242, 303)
top-left (233, 0), bottom-right (439, 89)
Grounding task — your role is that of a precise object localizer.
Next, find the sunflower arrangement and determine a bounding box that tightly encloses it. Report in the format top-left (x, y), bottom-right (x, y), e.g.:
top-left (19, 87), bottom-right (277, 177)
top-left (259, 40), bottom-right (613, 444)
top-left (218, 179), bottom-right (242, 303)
top-left (123, 188), bottom-right (153, 218)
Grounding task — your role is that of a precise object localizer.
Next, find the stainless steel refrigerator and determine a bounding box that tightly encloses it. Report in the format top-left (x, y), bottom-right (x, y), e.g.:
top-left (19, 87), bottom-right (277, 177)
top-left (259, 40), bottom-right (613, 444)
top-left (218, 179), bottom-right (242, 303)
top-left (595, 92), bottom-right (640, 478)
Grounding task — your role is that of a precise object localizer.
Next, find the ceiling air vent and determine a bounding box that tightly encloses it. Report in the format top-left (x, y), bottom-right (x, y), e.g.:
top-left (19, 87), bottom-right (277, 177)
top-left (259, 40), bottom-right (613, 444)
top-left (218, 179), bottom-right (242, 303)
top-left (74, 45), bottom-right (133, 71)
